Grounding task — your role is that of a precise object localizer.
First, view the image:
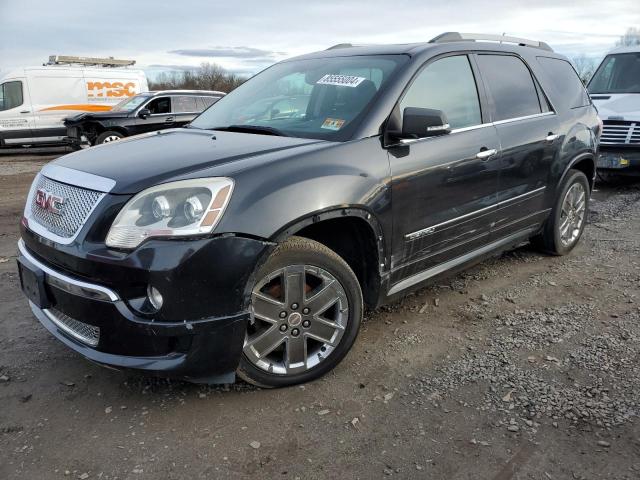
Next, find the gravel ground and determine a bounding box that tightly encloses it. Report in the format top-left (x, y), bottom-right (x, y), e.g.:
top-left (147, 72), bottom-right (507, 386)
top-left (0, 150), bottom-right (639, 479)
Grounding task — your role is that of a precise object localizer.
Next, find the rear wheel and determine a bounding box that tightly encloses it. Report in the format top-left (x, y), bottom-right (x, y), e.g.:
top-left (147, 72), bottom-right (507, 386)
top-left (95, 131), bottom-right (124, 145)
top-left (237, 236), bottom-right (363, 388)
top-left (533, 169), bottom-right (589, 255)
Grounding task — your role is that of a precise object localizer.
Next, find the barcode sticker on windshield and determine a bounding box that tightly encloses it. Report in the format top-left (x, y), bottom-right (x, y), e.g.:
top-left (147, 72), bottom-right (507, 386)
top-left (317, 74), bottom-right (366, 88)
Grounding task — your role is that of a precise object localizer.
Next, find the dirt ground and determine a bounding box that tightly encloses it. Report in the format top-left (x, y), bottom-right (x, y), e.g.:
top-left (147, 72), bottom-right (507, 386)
top-left (0, 149), bottom-right (639, 480)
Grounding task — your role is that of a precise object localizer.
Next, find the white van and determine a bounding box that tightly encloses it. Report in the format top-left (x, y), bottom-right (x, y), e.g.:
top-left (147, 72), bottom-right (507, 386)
top-left (0, 56), bottom-right (148, 147)
top-left (588, 45), bottom-right (640, 177)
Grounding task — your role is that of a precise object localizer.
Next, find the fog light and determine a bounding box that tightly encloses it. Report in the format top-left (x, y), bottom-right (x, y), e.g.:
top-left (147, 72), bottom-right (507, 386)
top-left (147, 285), bottom-right (164, 310)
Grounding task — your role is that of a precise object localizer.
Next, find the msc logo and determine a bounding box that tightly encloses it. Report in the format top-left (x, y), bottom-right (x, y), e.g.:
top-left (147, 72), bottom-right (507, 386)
top-left (87, 81), bottom-right (137, 98)
top-left (35, 189), bottom-right (65, 216)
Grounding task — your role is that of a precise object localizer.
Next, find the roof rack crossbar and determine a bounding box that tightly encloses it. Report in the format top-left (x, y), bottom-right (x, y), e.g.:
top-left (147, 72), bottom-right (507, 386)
top-left (429, 32), bottom-right (553, 52)
top-left (46, 55), bottom-right (136, 67)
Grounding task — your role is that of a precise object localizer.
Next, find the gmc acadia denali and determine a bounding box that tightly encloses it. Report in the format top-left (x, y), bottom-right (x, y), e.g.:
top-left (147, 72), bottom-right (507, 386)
top-left (17, 33), bottom-right (601, 387)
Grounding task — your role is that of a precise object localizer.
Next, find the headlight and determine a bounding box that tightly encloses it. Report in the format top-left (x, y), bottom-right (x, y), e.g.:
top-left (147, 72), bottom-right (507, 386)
top-left (106, 178), bottom-right (233, 249)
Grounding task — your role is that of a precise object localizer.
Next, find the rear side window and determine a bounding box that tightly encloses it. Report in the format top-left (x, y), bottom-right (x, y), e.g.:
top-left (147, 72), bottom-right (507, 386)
top-left (537, 57), bottom-right (590, 108)
top-left (0, 81), bottom-right (24, 111)
top-left (198, 96), bottom-right (220, 110)
top-left (476, 55), bottom-right (542, 121)
top-left (172, 96), bottom-right (198, 113)
top-left (399, 55), bottom-right (482, 129)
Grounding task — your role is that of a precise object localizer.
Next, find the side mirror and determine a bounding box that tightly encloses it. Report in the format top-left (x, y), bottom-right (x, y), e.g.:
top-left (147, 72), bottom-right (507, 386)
top-left (401, 107), bottom-right (450, 139)
top-left (138, 108), bottom-right (151, 119)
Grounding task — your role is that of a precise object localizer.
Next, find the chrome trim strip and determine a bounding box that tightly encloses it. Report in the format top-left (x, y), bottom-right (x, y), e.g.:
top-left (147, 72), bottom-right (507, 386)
top-left (43, 309), bottom-right (100, 347)
top-left (40, 164), bottom-right (116, 193)
top-left (405, 186), bottom-right (546, 241)
top-left (492, 111), bottom-right (555, 126)
top-left (390, 227), bottom-right (536, 295)
top-left (18, 239), bottom-right (119, 302)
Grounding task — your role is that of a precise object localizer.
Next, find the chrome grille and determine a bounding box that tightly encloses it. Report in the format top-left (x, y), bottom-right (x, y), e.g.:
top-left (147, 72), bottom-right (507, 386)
top-left (45, 308), bottom-right (100, 346)
top-left (30, 175), bottom-right (104, 238)
top-left (601, 121), bottom-right (640, 145)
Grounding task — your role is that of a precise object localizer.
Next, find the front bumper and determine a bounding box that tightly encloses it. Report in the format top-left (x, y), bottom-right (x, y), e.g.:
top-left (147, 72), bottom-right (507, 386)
top-left (18, 233), bottom-right (272, 383)
top-left (597, 148), bottom-right (640, 175)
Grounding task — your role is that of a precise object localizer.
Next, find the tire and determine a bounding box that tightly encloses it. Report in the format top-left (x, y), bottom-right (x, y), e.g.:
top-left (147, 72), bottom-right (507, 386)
top-left (237, 236), bottom-right (363, 388)
top-left (533, 169), bottom-right (590, 255)
top-left (95, 131), bottom-right (124, 145)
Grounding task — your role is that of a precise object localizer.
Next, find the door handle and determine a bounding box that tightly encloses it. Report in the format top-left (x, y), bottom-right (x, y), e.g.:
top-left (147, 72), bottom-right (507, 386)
top-left (165, 117), bottom-right (174, 122)
top-left (20, 110), bottom-right (30, 114)
top-left (545, 133), bottom-right (560, 142)
top-left (476, 148), bottom-right (497, 160)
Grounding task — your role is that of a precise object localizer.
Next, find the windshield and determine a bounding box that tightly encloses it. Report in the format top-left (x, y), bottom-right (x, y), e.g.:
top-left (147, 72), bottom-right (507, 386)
top-left (588, 53), bottom-right (640, 94)
top-left (190, 55), bottom-right (407, 140)
top-left (111, 94), bottom-right (152, 112)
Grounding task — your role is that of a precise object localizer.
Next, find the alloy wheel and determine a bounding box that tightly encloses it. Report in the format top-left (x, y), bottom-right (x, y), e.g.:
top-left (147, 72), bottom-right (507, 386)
top-left (559, 182), bottom-right (587, 247)
top-left (102, 135), bottom-right (121, 143)
top-left (243, 264), bottom-right (349, 376)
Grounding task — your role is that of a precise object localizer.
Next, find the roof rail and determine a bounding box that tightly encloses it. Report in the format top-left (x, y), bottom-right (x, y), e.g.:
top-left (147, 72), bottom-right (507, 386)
top-left (326, 43), bottom-right (355, 50)
top-left (46, 55), bottom-right (136, 67)
top-left (429, 32), bottom-right (553, 52)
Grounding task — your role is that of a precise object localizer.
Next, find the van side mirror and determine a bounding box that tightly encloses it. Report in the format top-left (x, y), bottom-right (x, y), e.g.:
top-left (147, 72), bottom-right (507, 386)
top-left (138, 108), bottom-right (151, 119)
top-left (401, 107), bottom-right (450, 139)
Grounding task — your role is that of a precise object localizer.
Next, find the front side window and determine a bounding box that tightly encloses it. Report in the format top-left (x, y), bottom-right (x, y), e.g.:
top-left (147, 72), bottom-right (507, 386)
top-left (146, 96), bottom-right (171, 114)
top-left (399, 55), bottom-right (482, 130)
top-left (0, 81), bottom-right (24, 111)
top-left (588, 53), bottom-right (640, 94)
top-left (172, 96), bottom-right (198, 113)
top-left (476, 55), bottom-right (542, 121)
top-left (190, 55), bottom-right (407, 141)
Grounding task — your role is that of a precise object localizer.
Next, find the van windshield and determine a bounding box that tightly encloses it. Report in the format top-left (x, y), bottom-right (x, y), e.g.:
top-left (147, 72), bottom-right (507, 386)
top-left (111, 94), bottom-right (152, 112)
top-left (588, 53), bottom-right (640, 94)
top-left (189, 55), bottom-right (408, 141)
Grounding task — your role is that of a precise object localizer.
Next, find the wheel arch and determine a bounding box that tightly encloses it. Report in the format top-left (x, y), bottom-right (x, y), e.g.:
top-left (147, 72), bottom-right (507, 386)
top-left (559, 152), bottom-right (596, 192)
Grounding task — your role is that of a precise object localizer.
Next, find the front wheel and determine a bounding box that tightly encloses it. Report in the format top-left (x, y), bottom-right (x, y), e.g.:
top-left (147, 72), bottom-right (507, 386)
top-left (533, 169), bottom-right (590, 255)
top-left (237, 236), bottom-right (363, 388)
top-left (95, 131), bottom-right (124, 145)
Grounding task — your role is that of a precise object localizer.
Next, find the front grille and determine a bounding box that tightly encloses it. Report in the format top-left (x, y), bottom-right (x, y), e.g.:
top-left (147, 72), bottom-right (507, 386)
top-left (30, 175), bottom-right (104, 238)
top-left (601, 121), bottom-right (640, 146)
top-left (45, 308), bottom-right (100, 346)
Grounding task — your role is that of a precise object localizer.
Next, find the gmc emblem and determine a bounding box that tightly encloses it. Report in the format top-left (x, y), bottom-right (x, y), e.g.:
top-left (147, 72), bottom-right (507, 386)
top-left (35, 189), bottom-right (65, 215)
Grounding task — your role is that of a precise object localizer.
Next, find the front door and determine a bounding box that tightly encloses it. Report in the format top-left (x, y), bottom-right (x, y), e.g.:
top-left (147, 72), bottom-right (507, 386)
top-left (388, 54), bottom-right (500, 289)
top-left (134, 96), bottom-right (175, 134)
top-left (475, 53), bottom-right (560, 238)
top-left (0, 79), bottom-right (35, 146)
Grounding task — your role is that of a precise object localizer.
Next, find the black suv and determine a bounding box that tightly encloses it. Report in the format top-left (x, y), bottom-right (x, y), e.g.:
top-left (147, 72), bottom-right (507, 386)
top-left (64, 90), bottom-right (224, 147)
top-left (18, 33), bottom-right (600, 387)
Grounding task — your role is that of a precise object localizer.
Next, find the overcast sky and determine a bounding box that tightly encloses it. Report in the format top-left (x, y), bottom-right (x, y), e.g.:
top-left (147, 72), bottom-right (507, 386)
top-left (0, 0), bottom-right (638, 79)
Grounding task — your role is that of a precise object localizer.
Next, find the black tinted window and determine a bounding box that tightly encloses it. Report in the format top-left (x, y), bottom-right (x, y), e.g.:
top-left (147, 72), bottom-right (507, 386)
top-left (0, 81), bottom-right (24, 111)
top-left (399, 55), bottom-right (481, 129)
top-left (172, 96), bottom-right (198, 113)
top-left (146, 97), bottom-right (171, 114)
top-left (537, 57), bottom-right (589, 108)
top-left (477, 55), bottom-right (541, 121)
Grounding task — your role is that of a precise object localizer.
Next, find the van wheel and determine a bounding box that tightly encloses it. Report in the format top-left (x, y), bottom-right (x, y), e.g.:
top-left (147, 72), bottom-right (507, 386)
top-left (95, 131), bottom-right (124, 145)
top-left (532, 169), bottom-right (590, 255)
top-left (237, 236), bottom-right (363, 388)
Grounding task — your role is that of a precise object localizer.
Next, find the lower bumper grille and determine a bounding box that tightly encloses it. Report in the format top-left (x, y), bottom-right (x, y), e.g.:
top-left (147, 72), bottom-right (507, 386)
top-left (44, 308), bottom-right (100, 346)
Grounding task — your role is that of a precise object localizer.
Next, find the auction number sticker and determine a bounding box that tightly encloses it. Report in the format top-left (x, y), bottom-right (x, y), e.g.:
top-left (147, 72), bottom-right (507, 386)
top-left (321, 118), bottom-right (346, 131)
top-left (317, 74), bottom-right (366, 88)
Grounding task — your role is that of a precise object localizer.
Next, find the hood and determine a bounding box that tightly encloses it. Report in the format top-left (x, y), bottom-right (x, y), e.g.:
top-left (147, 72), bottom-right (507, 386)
top-left (590, 93), bottom-right (640, 121)
top-left (52, 128), bottom-right (327, 194)
top-left (65, 110), bottom-right (130, 124)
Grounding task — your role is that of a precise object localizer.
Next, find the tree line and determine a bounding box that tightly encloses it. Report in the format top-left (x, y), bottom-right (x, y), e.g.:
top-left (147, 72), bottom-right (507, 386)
top-left (148, 62), bottom-right (246, 92)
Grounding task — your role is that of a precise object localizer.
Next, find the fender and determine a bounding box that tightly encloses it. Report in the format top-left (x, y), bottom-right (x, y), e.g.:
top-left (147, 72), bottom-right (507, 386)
top-left (558, 151), bottom-right (596, 192)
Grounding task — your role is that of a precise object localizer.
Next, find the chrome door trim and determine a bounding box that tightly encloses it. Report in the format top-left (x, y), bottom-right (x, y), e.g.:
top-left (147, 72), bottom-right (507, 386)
top-left (492, 111), bottom-right (555, 126)
top-left (18, 239), bottom-right (119, 302)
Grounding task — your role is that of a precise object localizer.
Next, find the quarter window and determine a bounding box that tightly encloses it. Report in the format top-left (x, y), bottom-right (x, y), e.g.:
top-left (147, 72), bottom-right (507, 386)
top-left (0, 81), bottom-right (24, 111)
top-left (172, 96), bottom-right (198, 113)
top-left (476, 55), bottom-right (542, 121)
top-left (537, 57), bottom-right (590, 108)
top-left (399, 55), bottom-right (482, 130)
top-left (198, 96), bottom-right (219, 110)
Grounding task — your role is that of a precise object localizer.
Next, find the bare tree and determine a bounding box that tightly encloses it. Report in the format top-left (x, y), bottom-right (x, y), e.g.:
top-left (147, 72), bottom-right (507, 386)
top-left (572, 55), bottom-right (597, 84)
top-left (615, 27), bottom-right (640, 47)
top-left (149, 62), bottom-right (246, 92)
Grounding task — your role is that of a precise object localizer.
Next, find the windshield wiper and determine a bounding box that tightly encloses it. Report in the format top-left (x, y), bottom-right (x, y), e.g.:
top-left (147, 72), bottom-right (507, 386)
top-left (213, 125), bottom-right (286, 136)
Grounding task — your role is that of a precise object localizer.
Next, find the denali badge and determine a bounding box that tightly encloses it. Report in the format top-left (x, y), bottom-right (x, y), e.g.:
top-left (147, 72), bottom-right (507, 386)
top-left (35, 189), bottom-right (65, 215)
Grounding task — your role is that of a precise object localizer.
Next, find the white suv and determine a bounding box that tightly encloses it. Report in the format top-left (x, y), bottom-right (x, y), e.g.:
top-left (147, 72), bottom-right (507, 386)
top-left (588, 45), bottom-right (640, 177)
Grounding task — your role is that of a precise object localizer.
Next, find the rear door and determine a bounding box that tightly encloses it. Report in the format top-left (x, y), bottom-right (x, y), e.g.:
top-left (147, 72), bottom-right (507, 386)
top-left (133, 96), bottom-right (174, 134)
top-left (475, 53), bottom-right (560, 239)
top-left (0, 79), bottom-right (35, 146)
top-left (388, 54), bottom-right (501, 288)
top-left (171, 95), bottom-right (200, 127)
